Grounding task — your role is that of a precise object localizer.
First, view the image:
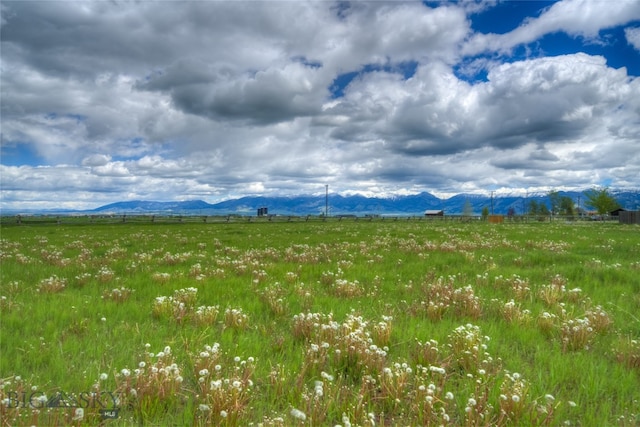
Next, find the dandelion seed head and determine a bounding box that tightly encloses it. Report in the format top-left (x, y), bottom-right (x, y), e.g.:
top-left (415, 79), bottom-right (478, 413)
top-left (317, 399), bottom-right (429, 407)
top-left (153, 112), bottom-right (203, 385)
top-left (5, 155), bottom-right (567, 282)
top-left (72, 408), bottom-right (84, 421)
top-left (290, 408), bottom-right (306, 421)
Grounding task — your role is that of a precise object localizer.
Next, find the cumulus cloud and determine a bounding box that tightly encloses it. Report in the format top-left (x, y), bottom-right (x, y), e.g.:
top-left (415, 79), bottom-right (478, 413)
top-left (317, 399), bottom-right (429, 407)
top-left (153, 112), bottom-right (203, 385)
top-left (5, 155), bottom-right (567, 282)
top-left (626, 27), bottom-right (640, 50)
top-left (1, 1), bottom-right (639, 209)
top-left (464, 0), bottom-right (640, 55)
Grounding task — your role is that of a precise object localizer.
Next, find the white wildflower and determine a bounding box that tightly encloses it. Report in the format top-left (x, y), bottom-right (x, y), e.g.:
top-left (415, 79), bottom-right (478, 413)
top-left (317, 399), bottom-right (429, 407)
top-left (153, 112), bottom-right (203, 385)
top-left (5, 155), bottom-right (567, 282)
top-left (72, 408), bottom-right (84, 421)
top-left (290, 408), bottom-right (306, 421)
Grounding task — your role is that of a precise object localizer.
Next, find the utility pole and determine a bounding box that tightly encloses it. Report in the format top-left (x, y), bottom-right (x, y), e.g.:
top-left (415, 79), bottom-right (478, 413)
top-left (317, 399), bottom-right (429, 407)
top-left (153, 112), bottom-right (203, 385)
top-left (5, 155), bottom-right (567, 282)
top-left (325, 185), bottom-right (329, 217)
top-left (490, 191), bottom-right (494, 215)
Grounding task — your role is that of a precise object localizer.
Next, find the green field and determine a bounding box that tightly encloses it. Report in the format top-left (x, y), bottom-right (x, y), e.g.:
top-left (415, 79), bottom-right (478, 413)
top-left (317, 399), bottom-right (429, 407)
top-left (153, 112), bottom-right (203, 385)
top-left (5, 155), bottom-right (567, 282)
top-left (1, 220), bottom-right (639, 426)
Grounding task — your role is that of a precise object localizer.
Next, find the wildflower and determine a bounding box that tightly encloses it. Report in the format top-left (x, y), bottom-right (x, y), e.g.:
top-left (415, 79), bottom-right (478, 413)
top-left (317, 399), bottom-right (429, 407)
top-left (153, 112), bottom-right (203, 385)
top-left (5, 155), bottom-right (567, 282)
top-left (220, 410), bottom-right (228, 418)
top-left (139, 362), bottom-right (146, 368)
top-left (429, 366), bottom-right (446, 374)
top-left (290, 408), bottom-right (306, 421)
top-left (199, 404), bottom-right (210, 412)
top-left (99, 373), bottom-right (108, 381)
top-left (512, 395), bottom-right (520, 403)
top-left (545, 394), bottom-right (555, 402)
top-left (120, 369), bottom-right (131, 377)
top-left (321, 371), bottom-right (334, 381)
top-left (468, 397), bottom-right (477, 406)
top-left (569, 401), bottom-right (577, 407)
top-left (72, 408), bottom-right (84, 421)
top-left (445, 391), bottom-right (454, 400)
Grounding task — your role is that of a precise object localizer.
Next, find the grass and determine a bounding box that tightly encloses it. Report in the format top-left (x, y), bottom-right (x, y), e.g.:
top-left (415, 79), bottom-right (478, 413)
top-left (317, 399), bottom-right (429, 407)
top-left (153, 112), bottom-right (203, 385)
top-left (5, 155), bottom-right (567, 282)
top-left (0, 220), bottom-right (639, 426)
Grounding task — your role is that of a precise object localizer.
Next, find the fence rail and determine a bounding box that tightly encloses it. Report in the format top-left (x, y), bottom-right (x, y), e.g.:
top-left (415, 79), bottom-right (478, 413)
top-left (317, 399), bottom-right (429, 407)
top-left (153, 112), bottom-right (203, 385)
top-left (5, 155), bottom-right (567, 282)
top-left (0, 213), bottom-right (626, 227)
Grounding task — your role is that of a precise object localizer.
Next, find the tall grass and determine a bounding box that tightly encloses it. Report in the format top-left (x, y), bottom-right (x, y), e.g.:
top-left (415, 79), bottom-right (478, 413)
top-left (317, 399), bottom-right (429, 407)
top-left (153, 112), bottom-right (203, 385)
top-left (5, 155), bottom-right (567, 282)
top-left (1, 221), bottom-right (639, 425)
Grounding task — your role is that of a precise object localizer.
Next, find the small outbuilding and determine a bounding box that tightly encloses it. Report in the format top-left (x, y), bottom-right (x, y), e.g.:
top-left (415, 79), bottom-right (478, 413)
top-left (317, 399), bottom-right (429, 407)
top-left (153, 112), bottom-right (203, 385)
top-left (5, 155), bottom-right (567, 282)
top-left (619, 211), bottom-right (640, 224)
top-left (424, 210), bottom-right (444, 217)
top-left (609, 208), bottom-right (626, 217)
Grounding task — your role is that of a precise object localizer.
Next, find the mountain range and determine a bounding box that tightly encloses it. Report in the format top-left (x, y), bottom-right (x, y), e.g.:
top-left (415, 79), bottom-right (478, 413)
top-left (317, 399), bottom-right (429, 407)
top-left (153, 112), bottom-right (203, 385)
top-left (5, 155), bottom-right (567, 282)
top-left (82, 190), bottom-right (639, 216)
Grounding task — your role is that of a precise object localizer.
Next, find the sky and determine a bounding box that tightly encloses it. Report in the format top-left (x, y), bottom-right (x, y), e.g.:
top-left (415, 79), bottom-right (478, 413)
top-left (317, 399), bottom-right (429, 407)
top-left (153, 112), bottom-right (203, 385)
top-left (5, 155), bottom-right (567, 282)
top-left (1, 0), bottom-right (640, 210)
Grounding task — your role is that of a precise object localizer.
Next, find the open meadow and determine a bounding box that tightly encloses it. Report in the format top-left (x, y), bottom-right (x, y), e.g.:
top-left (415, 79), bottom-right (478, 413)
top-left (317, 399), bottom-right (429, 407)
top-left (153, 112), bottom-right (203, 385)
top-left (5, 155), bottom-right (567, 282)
top-left (1, 219), bottom-right (639, 426)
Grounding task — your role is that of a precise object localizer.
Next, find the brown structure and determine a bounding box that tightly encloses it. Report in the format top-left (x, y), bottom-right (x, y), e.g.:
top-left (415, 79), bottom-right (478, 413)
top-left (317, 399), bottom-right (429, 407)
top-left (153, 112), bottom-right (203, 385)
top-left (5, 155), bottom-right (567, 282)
top-left (488, 215), bottom-right (504, 224)
top-left (619, 211), bottom-right (640, 224)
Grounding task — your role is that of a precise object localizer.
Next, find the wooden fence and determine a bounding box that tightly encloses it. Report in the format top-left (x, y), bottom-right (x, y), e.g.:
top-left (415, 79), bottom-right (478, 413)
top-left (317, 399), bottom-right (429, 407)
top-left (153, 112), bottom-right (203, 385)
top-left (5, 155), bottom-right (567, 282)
top-left (1, 213), bottom-right (624, 227)
top-left (619, 211), bottom-right (640, 224)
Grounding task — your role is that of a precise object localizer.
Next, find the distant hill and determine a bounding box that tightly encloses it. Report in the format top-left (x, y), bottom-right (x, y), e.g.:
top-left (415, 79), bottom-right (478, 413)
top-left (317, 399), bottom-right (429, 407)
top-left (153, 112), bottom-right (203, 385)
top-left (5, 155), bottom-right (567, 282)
top-left (93, 200), bottom-right (213, 213)
top-left (86, 190), bottom-right (639, 216)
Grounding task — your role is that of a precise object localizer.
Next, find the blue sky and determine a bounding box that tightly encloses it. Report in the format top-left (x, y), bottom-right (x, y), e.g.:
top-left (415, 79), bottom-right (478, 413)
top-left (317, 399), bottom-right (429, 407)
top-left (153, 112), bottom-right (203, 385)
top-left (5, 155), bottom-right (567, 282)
top-left (1, 0), bottom-right (639, 210)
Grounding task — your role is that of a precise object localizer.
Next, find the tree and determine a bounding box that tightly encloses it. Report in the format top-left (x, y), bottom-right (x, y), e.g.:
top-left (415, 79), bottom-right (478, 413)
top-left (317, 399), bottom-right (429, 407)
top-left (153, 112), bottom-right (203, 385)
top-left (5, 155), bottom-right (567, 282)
top-left (481, 206), bottom-right (489, 220)
top-left (540, 204), bottom-right (550, 215)
top-left (548, 190), bottom-right (561, 215)
top-left (528, 200), bottom-right (539, 216)
top-left (559, 196), bottom-right (575, 216)
top-left (584, 188), bottom-right (620, 215)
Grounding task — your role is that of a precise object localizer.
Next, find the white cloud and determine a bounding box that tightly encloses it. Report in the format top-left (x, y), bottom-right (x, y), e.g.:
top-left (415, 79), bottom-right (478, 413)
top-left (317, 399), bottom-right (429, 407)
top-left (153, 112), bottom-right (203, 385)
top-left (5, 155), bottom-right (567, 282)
top-left (464, 0), bottom-right (640, 55)
top-left (1, 1), bottom-right (638, 210)
top-left (625, 26), bottom-right (640, 51)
